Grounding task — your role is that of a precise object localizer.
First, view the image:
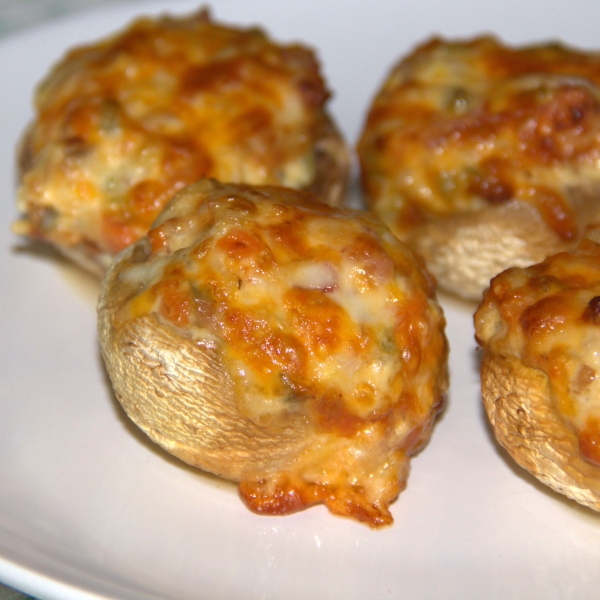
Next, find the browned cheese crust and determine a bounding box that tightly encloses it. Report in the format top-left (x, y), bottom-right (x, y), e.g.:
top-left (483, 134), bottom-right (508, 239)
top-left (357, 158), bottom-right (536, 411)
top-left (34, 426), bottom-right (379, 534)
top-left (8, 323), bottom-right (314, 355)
top-left (475, 228), bottom-right (600, 509)
top-left (358, 36), bottom-right (600, 300)
top-left (16, 9), bottom-right (349, 275)
top-left (98, 179), bottom-right (448, 527)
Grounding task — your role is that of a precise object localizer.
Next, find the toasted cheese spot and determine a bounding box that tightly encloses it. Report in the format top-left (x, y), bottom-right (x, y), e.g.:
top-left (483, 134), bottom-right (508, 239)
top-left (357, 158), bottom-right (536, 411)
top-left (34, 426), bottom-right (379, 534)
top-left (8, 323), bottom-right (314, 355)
top-left (580, 417), bottom-right (600, 465)
top-left (583, 296), bottom-right (600, 325)
top-left (520, 295), bottom-right (569, 339)
top-left (153, 265), bottom-right (191, 327)
top-left (284, 287), bottom-right (348, 355)
top-left (215, 228), bottom-right (277, 278)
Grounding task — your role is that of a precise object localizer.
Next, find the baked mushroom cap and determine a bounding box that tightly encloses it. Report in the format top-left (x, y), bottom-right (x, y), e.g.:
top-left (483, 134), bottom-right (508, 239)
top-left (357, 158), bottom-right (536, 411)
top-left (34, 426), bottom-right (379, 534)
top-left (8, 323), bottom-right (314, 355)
top-left (481, 354), bottom-right (600, 508)
top-left (15, 8), bottom-right (348, 276)
top-left (475, 228), bottom-right (600, 509)
top-left (358, 36), bottom-right (600, 300)
top-left (98, 179), bottom-right (448, 526)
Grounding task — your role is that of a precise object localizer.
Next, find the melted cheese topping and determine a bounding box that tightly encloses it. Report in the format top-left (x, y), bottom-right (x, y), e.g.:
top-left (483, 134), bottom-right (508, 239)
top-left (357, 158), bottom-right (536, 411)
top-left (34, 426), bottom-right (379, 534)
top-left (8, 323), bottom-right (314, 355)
top-left (16, 9), bottom-right (339, 267)
top-left (358, 36), bottom-right (600, 239)
top-left (117, 179), bottom-right (448, 526)
top-left (475, 231), bottom-right (600, 464)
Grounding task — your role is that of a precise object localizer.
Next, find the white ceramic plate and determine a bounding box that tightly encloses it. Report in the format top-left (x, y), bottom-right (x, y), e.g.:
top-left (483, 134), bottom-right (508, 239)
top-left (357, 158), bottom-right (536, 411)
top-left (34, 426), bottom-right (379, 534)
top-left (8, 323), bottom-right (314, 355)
top-left (3, 1), bottom-right (600, 598)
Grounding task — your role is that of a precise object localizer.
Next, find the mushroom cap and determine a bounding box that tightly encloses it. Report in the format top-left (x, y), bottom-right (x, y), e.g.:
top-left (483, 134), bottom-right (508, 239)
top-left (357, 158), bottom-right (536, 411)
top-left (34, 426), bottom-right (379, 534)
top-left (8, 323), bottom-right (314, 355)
top-left (406, 188), bottom-right (600, 301)
top-left (16, 8), bottom-right (349, 276)
top-left (475, 230), bottom-right (600, 509)
top-left (97, 179), bottom-right (449, 526)
top-left (358, 35), bottom-right (600, 301)
top-left (481, 352), bottom-right (600, 510)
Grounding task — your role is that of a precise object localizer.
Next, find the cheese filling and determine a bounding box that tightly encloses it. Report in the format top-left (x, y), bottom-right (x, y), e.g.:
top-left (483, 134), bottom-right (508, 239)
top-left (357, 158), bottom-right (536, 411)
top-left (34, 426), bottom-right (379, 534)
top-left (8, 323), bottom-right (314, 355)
top-left (16, 9), bottom-right (339, 266)
top-left (359, 36), bottom-right (600, 240)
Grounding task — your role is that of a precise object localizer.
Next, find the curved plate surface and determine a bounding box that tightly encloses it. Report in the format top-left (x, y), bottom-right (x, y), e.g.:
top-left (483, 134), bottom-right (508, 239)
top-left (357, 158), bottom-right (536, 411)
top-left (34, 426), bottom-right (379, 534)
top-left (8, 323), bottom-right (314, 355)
top-left (2, 1), bottom-right (600, 598)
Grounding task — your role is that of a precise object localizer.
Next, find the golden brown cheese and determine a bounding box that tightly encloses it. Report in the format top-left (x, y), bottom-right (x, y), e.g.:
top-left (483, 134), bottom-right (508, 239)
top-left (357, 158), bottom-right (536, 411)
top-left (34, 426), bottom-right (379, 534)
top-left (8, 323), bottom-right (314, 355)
top-left (15, 9), bottom-right (348, 274)
top-left (475, 231), bottom-right (600, 465)
top-left (358, 36), bottom-right (600, 239)
top-left (104, 179), bottom-right (448, 526)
